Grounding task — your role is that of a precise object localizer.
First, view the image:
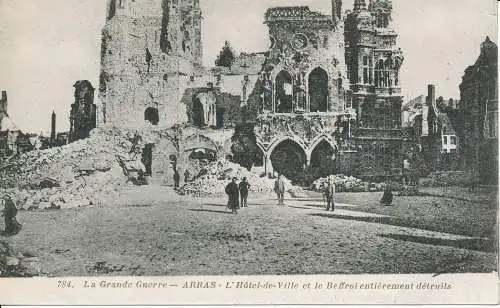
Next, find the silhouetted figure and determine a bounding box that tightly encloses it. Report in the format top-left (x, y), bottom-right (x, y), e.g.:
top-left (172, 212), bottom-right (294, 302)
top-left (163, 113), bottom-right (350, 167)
top-left (173, 170), bottom-right (180, 188)
top-left (184, 169), bottom-right (190, 183)
top-left (380, 181), bottom-right (393, 206)
top-left (225, 177), bottom-right (240, 214)
top-left (239, 177), bottom-right (250, 207)
top-left (2, 195), bottom-right (21, 235)
top-left (141, 144), bottom-right (153, 176)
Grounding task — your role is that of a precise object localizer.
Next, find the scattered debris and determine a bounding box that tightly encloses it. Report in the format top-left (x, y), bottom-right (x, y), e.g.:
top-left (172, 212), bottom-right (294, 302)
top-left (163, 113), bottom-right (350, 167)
top-left (311, 175), bottom-right (385, 193)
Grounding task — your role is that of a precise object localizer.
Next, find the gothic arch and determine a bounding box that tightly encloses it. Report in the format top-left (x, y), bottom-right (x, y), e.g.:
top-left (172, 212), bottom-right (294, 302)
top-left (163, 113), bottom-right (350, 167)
top-left (269, 137), bottom-right (308, 183)
top-left (308, 134), bottom-right (338, 153)
top-left (267, 135), bottom-right (307, 158)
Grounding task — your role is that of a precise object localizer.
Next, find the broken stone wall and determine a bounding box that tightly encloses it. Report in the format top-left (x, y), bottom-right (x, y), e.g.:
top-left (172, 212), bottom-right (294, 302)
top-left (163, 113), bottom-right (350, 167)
top-left (98, 0), bottom-right (205, 129)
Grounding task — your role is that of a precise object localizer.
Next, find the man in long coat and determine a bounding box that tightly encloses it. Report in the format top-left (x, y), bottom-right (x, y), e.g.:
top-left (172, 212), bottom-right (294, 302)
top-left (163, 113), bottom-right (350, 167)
top-left (274, 174), bottom-right (285, 206)
top-left (324, 177), bottom-right (336, 211)
top-left (239, 177), bottom-right (250, 207)
top-left (225, 177), bottom-right (240, 214)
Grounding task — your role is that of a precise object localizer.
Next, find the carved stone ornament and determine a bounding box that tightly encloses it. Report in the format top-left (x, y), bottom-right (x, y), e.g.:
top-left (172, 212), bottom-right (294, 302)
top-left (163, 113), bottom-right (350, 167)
top-left (291, 33), bottom-right (309, 51)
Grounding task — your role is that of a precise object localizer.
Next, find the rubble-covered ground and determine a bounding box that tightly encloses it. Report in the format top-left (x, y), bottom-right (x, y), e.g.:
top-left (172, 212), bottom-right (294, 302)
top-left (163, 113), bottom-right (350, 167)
top-left (1, 188), bottom-right (496, 276)
top-left (0, 127), bottom-right (142, 209)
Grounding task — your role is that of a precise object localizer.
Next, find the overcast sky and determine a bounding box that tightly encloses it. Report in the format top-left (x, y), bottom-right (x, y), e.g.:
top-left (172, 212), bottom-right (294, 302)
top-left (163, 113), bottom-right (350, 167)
top-left (0, 0), bottom-right (497, 133)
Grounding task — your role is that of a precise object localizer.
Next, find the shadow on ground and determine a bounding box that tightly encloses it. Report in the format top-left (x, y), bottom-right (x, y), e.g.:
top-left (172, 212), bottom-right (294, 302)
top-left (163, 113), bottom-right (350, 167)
top-left (189, 209), bottom-right (233, 215)
top-left (310, 213), bottom-right (496, 253)
top-left (377, 233), bottom-right (496, 253)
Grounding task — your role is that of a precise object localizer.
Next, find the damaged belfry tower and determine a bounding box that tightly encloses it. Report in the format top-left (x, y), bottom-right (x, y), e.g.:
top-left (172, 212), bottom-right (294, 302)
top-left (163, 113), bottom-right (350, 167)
top-left (99, 0), bottom-right (203, 128)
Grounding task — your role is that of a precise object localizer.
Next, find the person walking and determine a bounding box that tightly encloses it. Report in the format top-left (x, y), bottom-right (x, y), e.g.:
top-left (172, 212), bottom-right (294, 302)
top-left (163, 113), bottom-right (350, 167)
top-left (324, 177), bottom-right (336, 211)
top-left (274, 174), bottom-right (285, 206)
top-left (2, 195), bottom-right (21, 235)
top-left (239, 177), bottom-right (250, 207)
top-left (173, 170), bottom-right (180, 188)
top-left (184, 169), bottom-right (190, 183)
top-left (225, 177), bottom-right (240, 214)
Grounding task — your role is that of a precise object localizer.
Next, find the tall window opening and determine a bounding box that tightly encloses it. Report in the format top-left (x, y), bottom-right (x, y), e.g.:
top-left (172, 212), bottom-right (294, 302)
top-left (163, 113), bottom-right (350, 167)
top-left (275, 70), bottom-right (293, 113)
top-left (309, 67), bottom-right (329, 112)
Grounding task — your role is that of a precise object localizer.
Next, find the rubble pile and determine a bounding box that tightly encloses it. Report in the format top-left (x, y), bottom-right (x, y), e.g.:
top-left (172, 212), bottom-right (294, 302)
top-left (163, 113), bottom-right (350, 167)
top-left (180, 159), bottom-right (299, 196)
top-left (311, 174), bottom-right (385, 193)
top-left (0, 127), bottom-right (144, 209)
top-left (424, 171), bottom-right (472, 187)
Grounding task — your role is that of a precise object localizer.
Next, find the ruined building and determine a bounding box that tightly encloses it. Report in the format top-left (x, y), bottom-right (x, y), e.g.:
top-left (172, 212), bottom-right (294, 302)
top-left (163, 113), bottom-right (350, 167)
top-left (99, 0), bottom-right (204, 128)
top-left (0, 90), bottom-right (33, 156)
top-left (70, 80), bottom-right (97, 142)
top-left (455, 37), bottom-right (498, 184)
top-left (0, 91), bottom-right (7, 126)
top-left (98, 0), bottom-right (410, 183)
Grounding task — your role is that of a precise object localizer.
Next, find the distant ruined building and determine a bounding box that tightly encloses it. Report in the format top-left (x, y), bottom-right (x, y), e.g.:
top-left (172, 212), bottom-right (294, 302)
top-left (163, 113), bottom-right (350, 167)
top-left (70, 80), bottom-right (97, 142)
top-left (98, 0), bottom-right (411, 183)
top-left (454, 37), bottom-right (498, 184)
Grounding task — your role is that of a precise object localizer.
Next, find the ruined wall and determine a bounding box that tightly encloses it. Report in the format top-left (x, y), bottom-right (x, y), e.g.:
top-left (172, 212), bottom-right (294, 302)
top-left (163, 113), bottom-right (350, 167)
top-left (99, 0), bottom-right (204, 129)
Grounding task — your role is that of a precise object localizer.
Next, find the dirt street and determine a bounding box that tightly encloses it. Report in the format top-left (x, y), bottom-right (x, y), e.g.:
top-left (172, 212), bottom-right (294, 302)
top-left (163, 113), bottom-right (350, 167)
top-left (3, 188), bottom-right (496, 276)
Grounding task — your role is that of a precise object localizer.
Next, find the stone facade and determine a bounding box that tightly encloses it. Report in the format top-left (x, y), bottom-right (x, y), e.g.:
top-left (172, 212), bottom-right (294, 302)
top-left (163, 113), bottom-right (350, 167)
top-left (70, 80), bottom-right (97, 142)
top-left (242, 0), bottom-right (410, 181)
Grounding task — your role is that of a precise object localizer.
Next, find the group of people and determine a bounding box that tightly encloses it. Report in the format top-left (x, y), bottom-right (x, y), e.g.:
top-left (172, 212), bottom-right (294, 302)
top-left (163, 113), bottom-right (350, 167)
top-left (224, 177), bottom-right (251, 214)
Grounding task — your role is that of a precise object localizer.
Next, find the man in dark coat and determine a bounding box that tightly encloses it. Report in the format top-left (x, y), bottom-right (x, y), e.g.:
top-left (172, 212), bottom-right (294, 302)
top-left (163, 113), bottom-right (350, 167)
top-left (184, 169), bottom-right (190, 183)
top-left (2, 195), bottom-right (21, 235)
top-left (239, 177), bottom-right (250, 207)
top-left (225, 177), bottom-right (240, 214)
top-left (380, 180), bottom-right (393, 206)
top-left (324, 177), bottom-right (336, 211)
top-left (173, 170), bottom-right (180, 188)
top-left (141, 143), bottom-right (153, 176)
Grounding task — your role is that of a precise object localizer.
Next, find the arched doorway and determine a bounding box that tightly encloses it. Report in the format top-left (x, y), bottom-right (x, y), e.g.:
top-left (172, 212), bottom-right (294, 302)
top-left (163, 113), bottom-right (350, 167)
top-left (275, 70), bottom-right (293, 113)
top-left (310, 140), bottom-right (336, 178)
top-left (270, 139), bottom-right (307, 184)
top-left (309, 67), bottom-right (329, 112)
top-left (144, 107), bottom-right (159, 125)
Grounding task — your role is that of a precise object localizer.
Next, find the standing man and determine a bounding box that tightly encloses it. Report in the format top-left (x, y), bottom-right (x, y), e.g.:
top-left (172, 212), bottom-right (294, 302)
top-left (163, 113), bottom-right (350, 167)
top-left (274, 174), bottom-right (285, 206)
top-left (239, 177), bottom-right (251, 207)
top-left (225, 177), bottom-right (240, 214)
top-left (173, 170), bottom-right (180, 188)
top-left (1, 195), bottom-right (21, 235)
top-left (141, 143), bottom-right (153, 176)
top-left (324, 177), bottom-right (336, 211)
top-left (184, 169), bottom-right (190, 183)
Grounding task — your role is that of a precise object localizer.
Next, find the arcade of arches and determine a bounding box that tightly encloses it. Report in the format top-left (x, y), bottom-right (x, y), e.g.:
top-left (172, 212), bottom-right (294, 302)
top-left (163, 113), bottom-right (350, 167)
top-left (266, 138), bottom-right (337, 184)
